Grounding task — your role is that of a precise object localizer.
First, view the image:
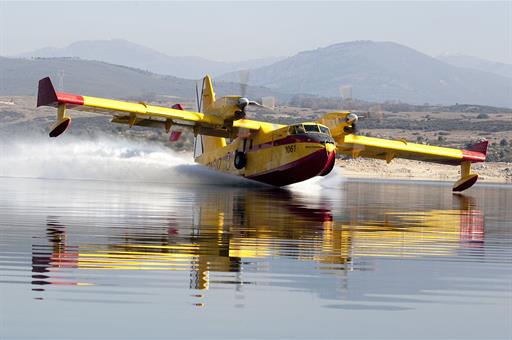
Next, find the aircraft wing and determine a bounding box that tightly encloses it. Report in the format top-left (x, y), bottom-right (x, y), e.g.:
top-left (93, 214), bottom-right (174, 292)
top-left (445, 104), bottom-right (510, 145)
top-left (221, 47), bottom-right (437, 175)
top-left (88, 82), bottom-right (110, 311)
top-left (37, 77), bottom-right (263, 137)
top-left (318, 111), bottom-right (487, 165)
top-left (336, 134), bottom-right (488, 191)
top-left (337, 134), bottom-right (487, 165)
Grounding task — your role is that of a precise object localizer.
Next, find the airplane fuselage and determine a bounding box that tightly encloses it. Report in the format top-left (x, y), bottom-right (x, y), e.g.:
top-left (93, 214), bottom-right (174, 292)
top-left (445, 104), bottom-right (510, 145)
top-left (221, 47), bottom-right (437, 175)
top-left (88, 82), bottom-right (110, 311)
top-left (195, 122), bottom-right (337, 186)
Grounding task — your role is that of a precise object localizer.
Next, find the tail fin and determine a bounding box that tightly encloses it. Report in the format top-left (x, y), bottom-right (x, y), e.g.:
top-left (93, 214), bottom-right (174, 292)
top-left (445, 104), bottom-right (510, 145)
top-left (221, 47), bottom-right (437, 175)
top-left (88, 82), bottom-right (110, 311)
top-left (197, 75), bottom-right (225, 153)
top-left (201, 75), bottom-right (216, 113)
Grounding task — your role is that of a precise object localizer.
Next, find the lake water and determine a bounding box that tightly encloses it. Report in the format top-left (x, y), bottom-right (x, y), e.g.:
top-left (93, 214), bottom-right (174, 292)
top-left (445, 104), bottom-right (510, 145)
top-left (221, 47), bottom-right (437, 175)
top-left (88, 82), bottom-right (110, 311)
top-left (0, 139), bottom-right (511, 339)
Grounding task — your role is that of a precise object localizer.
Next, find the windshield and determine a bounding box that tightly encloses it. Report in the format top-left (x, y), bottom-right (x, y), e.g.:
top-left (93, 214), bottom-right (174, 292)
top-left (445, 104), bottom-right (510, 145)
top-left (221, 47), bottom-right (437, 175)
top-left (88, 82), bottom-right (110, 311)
top-left (289, 124), bottom-right (330, 136)
top-left (304, 124), bottom-right (320, 133)
top-left (319, 126), bottom-right (330, 135)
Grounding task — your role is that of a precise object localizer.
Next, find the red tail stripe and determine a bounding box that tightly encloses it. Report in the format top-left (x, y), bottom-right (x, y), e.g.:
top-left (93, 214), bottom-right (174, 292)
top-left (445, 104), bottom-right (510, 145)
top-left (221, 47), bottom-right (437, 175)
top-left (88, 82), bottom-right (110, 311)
top-left (467, 140), bottom-right (488, 155)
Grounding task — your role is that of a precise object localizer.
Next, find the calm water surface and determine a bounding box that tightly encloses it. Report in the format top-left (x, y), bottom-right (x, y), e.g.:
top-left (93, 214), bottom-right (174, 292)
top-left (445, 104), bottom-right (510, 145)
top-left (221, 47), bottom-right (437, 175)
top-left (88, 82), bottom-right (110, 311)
top-left (0, 177), bottom-right (511, 339)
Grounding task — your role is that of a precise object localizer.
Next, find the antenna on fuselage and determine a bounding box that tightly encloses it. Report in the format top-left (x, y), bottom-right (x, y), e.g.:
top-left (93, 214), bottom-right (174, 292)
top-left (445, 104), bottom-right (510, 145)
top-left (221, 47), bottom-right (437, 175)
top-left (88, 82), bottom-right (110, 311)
top-left (239, 69), bottom-right (249, 98)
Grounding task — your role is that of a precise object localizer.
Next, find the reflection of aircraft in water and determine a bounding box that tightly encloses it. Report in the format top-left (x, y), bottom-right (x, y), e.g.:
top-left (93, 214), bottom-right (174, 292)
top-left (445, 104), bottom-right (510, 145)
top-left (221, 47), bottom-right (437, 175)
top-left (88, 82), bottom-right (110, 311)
top-left (32, 191), bottom-right (484, 293)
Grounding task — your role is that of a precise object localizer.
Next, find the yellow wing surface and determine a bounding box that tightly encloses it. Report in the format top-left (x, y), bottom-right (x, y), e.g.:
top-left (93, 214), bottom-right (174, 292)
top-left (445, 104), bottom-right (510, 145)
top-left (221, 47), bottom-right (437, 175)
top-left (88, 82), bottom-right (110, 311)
top-left (320, 111), bottom-right (488, 191)
top-left (37, 77), bottom-right (264, 138)
top-left (337, 134), bottom-right (487, 165)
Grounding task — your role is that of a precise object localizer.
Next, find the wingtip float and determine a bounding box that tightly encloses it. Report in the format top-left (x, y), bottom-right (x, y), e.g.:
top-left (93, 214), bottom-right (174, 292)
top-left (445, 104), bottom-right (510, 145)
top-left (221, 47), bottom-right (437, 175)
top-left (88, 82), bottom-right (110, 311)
top-left (37, 76), bottom-right (487, 191)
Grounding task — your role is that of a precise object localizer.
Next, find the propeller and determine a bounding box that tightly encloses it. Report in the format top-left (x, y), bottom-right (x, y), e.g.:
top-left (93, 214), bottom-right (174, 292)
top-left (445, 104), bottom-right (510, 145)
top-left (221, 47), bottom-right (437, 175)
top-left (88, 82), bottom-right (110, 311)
top-left (345, 113), bottom-right (359, 134)
top-left (239, 69), bottom-right (249, 98)
top-left (235, 70), bottom-right (277, 117)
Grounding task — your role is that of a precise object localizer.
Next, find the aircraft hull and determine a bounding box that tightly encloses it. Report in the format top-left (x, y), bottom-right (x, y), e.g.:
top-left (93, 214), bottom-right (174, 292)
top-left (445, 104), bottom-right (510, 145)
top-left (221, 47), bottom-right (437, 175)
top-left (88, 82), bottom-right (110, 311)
top-left (247, 148), bottom-right (335, 186)
top-left (195, 134), bottom-right (336, 187)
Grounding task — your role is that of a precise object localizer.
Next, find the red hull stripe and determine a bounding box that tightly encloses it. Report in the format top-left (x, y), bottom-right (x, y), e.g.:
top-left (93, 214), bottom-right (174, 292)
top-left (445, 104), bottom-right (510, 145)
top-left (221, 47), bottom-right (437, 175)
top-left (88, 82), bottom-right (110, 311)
top-left (56, 92), bottom-right (84, 106)
top-left (462, 150), bottom-right (486, 163)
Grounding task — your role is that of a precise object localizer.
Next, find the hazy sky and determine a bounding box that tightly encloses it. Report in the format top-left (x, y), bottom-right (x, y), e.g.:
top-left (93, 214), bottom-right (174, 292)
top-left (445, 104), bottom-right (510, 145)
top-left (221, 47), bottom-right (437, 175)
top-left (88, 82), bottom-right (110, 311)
top-left (1, 1), bottom-right (511, 63)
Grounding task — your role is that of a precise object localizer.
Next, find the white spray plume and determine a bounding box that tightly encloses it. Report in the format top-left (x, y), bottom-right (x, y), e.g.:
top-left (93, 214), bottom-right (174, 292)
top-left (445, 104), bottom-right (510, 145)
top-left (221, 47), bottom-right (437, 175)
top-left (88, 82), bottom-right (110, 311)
top-left (288, 167), bottom-right (345, 195)
top-left (0, 135), bottom-right (258, 187)
top-left (0, 134), bottom-right (344, 191)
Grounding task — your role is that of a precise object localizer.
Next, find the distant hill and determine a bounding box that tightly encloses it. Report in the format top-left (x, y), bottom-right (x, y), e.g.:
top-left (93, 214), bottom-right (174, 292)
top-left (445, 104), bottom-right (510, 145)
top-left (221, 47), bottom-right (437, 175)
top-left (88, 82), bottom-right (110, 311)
top-left (219, 41), bottom-right (512, 107)
top-left (437, 54), bottom-right (512, 79)
top-left (14, 39), bottom-right (284, 79)
top-left (0, 56), bottom-right (284, 101)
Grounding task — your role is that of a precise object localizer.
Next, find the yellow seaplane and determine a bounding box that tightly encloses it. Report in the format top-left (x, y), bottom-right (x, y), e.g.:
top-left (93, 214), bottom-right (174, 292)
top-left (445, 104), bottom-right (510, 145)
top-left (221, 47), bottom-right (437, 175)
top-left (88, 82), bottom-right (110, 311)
top-left (37, 75), bottom-right (487, 191)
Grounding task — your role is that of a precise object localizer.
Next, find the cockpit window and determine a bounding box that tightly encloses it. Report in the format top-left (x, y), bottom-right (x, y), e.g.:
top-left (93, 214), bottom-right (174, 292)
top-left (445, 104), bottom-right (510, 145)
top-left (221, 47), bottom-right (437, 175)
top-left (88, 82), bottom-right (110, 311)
top-left (290, 125), bottom-right (306, 134)
top-left (289, 124), bottom-right (329, 135)
top-left (319, 126), bottom-right (330, 135)
top-left (304, 124), bottom-right (320, 133)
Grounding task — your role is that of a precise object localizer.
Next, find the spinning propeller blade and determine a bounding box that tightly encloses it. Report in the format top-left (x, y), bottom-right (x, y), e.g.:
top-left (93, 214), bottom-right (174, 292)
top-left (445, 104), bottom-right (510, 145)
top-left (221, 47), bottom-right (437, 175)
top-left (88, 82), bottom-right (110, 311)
top-left (234, 70), bottom-right (279, 118)
top-left (239, 69), bottom-right (250, 98)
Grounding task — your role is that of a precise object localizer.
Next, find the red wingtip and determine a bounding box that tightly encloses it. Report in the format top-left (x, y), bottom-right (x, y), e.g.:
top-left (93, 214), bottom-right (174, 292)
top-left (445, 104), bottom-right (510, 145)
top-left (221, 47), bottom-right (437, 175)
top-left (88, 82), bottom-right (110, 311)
top-left (467, 140), bottom-right (488, 155)
top-left (169, 130), bottom-right (182, 142)
top-left (37, 77), bottom-right (58, 107)
top-left (172, 104), bottom-right (184, 110)
top-left (462, 140), bottom-right (488, 163)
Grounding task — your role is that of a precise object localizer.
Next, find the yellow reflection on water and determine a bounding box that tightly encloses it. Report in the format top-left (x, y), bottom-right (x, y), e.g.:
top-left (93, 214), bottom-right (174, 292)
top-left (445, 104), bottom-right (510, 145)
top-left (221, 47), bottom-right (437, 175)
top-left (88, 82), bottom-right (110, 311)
top-left (32, 191), bottom-right (483, 291)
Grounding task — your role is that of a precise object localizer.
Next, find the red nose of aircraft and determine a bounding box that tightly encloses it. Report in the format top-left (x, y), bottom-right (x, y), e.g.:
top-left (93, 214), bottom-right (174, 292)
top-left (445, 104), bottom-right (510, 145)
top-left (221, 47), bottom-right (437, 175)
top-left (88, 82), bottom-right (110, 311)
top-left (319, 143), bottom-right (336, 176)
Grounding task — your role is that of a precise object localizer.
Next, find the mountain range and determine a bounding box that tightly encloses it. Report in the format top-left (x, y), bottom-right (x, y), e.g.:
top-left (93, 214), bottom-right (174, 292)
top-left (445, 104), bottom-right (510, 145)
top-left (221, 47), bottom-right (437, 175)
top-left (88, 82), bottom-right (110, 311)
top-left (219, 41), bottom-right (512, 107)
top-left (437, 54), bottom-right (512, 79)
top-left (6, 39), bottom-right (512, 107)
top-left (0, 56), bottom-right (282, 101)
top-left (15, 39), bottom-right (284, 79)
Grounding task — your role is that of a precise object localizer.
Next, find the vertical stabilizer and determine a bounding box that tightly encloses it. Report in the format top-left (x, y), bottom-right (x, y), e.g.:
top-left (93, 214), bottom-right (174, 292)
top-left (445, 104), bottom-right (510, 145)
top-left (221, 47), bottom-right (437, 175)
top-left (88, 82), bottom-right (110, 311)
top-left (202, 75), bottom-right (216, 113)
top-left (195, 75), bottom-right (225, 155)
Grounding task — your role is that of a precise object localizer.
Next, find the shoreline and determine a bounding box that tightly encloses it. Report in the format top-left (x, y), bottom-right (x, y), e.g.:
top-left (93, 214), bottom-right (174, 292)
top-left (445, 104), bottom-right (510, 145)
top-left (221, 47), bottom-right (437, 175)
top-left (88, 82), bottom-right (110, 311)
top-left (337, 158), bottom-right (512, 184)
